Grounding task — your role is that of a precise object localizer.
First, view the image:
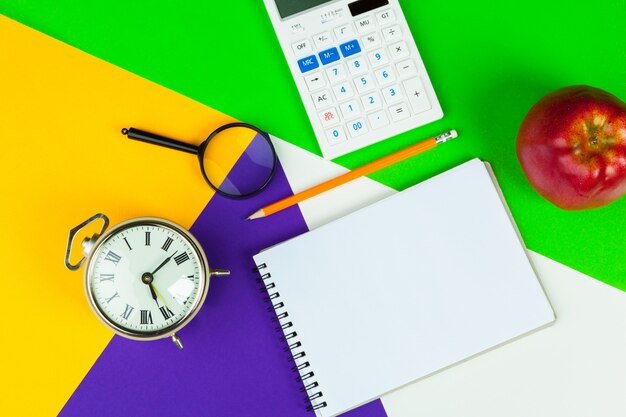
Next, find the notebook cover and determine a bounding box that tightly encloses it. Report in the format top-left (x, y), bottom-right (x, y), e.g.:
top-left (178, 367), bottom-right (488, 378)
top-left (254, 159), bottom-right (555, 417)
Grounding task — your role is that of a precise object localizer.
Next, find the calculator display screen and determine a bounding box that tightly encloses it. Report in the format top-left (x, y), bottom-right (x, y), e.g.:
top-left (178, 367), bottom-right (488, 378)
top-left (348, 0), bottom-right (390, 16)
top-left (274, 0), bottom-right (333, 18)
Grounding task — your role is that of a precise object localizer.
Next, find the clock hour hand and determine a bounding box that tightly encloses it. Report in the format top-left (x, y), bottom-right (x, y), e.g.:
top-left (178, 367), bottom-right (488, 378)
top-left (151, 250), bottom-right (178, 275)
top-left (148, 282), bottom-right (159, 305)
top-left (142, 272), bottom-right (163, 307)
top-left (143, 275), bottom-right (172, 310)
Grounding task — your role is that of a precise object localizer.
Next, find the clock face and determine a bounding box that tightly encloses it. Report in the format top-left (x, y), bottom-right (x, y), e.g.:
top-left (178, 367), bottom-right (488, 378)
top-left (88, 221), bottom-right (206, 336)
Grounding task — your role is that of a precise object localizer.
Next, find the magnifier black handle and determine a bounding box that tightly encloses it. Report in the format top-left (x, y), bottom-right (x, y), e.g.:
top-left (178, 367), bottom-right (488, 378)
top-left (121, 127), bottom-right (198, 154)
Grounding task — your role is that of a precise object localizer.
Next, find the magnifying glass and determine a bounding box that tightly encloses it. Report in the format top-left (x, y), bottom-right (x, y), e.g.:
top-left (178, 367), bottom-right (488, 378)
top-left (121, 123), bottom-right (277, 199)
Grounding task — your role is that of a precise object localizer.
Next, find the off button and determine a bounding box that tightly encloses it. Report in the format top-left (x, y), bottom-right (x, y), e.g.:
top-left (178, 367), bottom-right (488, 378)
top-left (292, 39), bottom-right (312, 56)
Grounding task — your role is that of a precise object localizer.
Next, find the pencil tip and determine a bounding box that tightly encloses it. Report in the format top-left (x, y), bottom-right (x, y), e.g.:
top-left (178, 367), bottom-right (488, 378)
top-left (246, 210), bottom-right (264, 221)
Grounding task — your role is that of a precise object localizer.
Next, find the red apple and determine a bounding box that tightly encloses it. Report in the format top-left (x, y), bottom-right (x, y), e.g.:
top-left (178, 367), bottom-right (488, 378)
top-left (517, 85), bottom-right (626, 210)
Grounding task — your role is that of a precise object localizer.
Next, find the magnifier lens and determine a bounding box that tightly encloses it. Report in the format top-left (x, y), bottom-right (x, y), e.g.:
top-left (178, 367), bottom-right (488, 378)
top-left (202, 126), bottom-right (275, 197)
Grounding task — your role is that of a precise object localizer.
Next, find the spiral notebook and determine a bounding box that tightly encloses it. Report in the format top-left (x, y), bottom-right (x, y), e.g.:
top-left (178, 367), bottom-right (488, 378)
top-left (253, 158), bottom-right (555, 417)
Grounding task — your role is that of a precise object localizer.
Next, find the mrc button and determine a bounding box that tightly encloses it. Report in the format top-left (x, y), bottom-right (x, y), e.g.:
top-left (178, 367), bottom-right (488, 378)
top-left (297, 55), bottom-right (320, 73)
top-left (339, 40), bottom-right (361, 58)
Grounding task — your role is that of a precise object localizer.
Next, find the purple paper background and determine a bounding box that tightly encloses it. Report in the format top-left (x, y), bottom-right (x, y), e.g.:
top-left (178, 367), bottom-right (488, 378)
top-left (59, 159), bottom-right (387, 417)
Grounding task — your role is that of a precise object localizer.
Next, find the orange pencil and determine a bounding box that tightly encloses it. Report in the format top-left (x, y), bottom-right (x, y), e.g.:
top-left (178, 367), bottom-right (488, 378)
top-left (247, 130), bottom-right (458, 220)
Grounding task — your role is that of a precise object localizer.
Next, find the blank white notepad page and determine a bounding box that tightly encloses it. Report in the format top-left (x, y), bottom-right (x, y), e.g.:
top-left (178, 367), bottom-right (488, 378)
top-left (253, 159), bottom-right (555, 417)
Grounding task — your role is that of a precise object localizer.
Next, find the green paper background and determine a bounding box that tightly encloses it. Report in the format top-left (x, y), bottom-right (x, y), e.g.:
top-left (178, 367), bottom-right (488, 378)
top-left (2, 0), bottom-right (625, 289)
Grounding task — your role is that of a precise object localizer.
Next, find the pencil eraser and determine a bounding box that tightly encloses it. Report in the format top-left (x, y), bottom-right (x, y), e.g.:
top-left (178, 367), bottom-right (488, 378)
top-left (449, 129), bottom-right (458, 139)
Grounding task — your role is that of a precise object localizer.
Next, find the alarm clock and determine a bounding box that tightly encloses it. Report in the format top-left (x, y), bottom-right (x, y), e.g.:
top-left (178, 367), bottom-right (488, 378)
top-left (64, 214), bottom-right (229, 349)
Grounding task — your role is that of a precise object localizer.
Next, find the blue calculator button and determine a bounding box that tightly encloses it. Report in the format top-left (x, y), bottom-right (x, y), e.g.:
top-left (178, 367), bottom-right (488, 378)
top-left (318, 47), bottom-right (340, 65)
top-left (339, 40), bottom-right (361, 58)
top-left (297, 55), bottom-right (320, 73)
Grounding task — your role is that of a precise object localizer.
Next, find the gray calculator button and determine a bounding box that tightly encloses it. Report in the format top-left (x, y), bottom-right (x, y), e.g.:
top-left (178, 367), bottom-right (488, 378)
top-left (312, 90), bottom-right (333, 109)
top-left (304, 72), bottom-right (326, 91)
top-left (355, 16), bottom-right (375, 34)
top-left (389, 41), bottom-right (410, 60)
top-left (376, 9), bottom-right (396, 25)
top-left (396, 59), bottom-right (418, 78)
top-left (389, 102), bottom-right (410, 121)
top-left (403, 77), bottom-right (432, 114)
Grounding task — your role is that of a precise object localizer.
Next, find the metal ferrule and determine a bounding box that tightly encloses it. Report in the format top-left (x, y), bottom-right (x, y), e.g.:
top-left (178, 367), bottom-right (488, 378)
top-left (435, 130), bottom-right (457, 144)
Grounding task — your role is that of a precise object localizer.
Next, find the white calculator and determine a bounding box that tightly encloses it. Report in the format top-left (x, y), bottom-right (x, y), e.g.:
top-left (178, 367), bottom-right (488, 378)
top-left (263, 0), bottom-right (443, 159)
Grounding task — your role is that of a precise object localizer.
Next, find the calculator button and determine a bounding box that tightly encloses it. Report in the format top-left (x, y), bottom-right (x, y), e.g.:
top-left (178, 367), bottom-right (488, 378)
top-left (347, 118), bottom-right (369, 137)
top-left (334, 23), bottom-right (354, 41)
top-left (403, 77), bottom-right (432, 114)
top-left (326, 63), bottom-right (347, 82)
top-left (318, 107), bottom-right (340, 127)
top-left (361, 92), bottom-right (383, 111)
top-left (389, 102), bottom-right (411, 121)
top-left (367, 48), bottom-right (389, 67)
top-left (376, 9), bottom-right (396, 25)
top-left (354, 74), bottom-right (376, 94)
top-left (368, 110), bottom-right (390, 130)
top-left (361, 31), bottom-right (382, 49)
top-left (298, 55), bottom-right (320, 73)
top-left (319, 47), bottom-right (341, 65)
top-left (326, 126), bottom-right (347, 145)
top-left (304, 72), bottom-right (326, 91)
top-left (382, 25), bottom-right (402, 42)
top-left (332, 81), bottom-right (354, 101)
top-left (340, 100), bottom-right (360, 119)
top-left (396, 59), bottom-right (418, 78)
top-left (312, 90), bottom-right (332, 109)
top-left (339, 39), bottom-right (362, 58)
top-left (355, 16), bottom-right (375, 34)
top-left (374, 66), bottom-right (396, 85)
top-left (313, 31), bottom-right (333, 49)
top-left (292, 39), bottom-right (312, 56)
top-left (318, 107), bottom-right (339, 127)
top-left (382, 84), bottom-right (403, 104)
top-left (347, 57), bottom-right (368, 75)
top-left (389, 41), bottom-right (410, 60)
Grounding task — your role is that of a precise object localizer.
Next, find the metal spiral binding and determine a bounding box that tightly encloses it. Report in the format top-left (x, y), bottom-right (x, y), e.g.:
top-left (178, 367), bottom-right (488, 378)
top-left (253, 263), bottom-right (328, 412)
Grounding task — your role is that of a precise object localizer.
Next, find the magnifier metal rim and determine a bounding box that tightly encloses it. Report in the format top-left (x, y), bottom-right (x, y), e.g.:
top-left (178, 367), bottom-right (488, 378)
top-left (197, 122), bottom-right (277, 199)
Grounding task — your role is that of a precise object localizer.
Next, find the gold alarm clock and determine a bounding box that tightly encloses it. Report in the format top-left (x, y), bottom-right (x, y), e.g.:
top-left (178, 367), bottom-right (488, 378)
top-left (64, 214), bottom-right (229, 349)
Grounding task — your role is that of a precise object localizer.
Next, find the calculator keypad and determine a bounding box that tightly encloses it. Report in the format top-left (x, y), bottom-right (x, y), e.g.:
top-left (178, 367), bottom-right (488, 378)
top-left (296, 8), bottom-right (433, 148)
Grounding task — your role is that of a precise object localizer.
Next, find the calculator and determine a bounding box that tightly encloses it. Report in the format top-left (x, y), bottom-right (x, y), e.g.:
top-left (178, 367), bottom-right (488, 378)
top-left (263, 0), bottom-right (443, 159)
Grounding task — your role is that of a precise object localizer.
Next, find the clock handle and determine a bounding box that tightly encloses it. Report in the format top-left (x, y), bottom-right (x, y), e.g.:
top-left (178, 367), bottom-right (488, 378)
top-left (64, 213), bottom-right (110, 271)
top-left (209, 268), bottom-right (230, 277)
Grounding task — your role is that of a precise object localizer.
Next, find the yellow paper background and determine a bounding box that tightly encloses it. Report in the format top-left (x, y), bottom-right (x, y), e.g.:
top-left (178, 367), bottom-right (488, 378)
top-left (0, 16), bottom-right (248, 415)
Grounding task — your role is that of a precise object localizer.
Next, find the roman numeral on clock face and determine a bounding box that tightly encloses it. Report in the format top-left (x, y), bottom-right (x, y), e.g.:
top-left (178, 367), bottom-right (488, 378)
top-left (161, 237), bottom-right (173, 252)
top-left (159, 305), bottom-right (174, 320)
top-left (99, 273), bottom-right (114, 283)
top-left (140, 310), bottom-right (153, 324)
top-left (121, 304), bottom-right (134, 320)
top-left (104, 250), bottom-right (122, 266)
top-left (145, 231), bottom-right (151, 246)
top-left (105, 291), bottom-right (120, 304)
top-left (123, 237), bottom-right (132, 251)
top-left (174, 252), bottom-right (189, 265)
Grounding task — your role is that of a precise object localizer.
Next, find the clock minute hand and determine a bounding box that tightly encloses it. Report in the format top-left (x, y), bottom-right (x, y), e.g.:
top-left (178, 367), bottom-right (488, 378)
top-left (151, 250), bottom-right (178, 275)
